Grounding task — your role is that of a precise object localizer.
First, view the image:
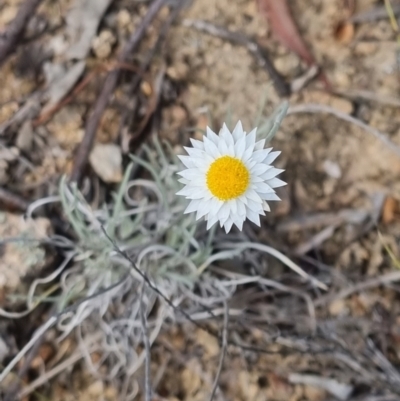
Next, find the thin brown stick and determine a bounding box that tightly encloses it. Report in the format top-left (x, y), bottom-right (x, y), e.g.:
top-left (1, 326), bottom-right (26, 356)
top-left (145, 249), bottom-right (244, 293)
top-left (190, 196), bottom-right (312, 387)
top-left (0, 187), bottom-right (29, 211)
top-left (0, 0), bottom-right (43, 68)
top-left (70, 0), bottom-right (168, 183)
top-left (315, 270), bottom-right (400, 306)
top-left (33, 62), bottom-right (144, 126)
top-left (183, 19), bottom-right (291, 97)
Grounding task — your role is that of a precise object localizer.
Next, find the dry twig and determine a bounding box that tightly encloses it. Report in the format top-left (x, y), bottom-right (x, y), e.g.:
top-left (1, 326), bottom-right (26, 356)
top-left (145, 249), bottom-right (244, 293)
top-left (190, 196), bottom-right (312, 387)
top-left (70, 0), bottom-right (168, 183)
top-left (0, 187), bottom-right (29, 212)
top-left (183, 19), bottom-right (291, 97)
top-left (315, 270), bottom-right (400, 306)
top-left (0, 0), bottom-right (43, 68)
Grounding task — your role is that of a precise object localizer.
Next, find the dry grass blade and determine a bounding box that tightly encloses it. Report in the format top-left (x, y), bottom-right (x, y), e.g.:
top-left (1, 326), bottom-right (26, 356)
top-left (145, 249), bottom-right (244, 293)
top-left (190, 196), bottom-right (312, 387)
top-left (288, 103), bottom-right (400, 158)
top-left (209, 302), bottom-right (229, 401)
top-left (140, 285), bottom-right (152, 401)
top-left (316, 270), bottom-right (400, 306)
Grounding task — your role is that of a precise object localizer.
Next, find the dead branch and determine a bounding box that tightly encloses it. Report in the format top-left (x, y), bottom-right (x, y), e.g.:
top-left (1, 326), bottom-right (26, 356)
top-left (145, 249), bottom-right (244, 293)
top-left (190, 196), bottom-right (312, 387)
top-left (0, 0), bottom-right (44, 68)
top-left (315, 270), bottom-right (400, 306)
top-left (183, 19), bottom-right (291, 97)
top-left (70, 0), bottom-right (169, 183)
top-left (0, 187), bottom-right (29, 212)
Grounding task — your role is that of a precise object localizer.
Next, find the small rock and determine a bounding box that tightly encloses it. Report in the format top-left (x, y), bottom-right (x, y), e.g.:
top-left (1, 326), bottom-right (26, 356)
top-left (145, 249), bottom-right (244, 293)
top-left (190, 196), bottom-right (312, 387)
top-left (196, 328), bottom-right (219, 358)
top-left (167, 61), bottom-right (190, 80)
top-left (181, 360), bottom-right (202, 397)
top-left (87, 380), bottom-right (104, 397)
top-left (0, 147), bottom-right (19, 162)
top-left (323, 160), bottom-right (342, 179)
top-left (274, 53), bottom-right (301, 76)
top-left (354, 42), bottom-right (377, 56)
top-left (16, 121), bottom-right (34, 152)
top-left (92, 30), bottom-right (116, 59)
top-left (329, 299), bottom-right (347, 316)
top-left (89, 143), bottom-right (122, 183)
top-left (116, 9), bottom-right (132, 31)
top-left (0, 213), bottom-right (51, 291)
top-left (0, 5), bottom-right (18, 26)
top-left (141, 81), bottom-right (152, 97)
top-left (0, 101), bottom-right (18, 126)
top-left (30, 343), bottom-right (55, 369)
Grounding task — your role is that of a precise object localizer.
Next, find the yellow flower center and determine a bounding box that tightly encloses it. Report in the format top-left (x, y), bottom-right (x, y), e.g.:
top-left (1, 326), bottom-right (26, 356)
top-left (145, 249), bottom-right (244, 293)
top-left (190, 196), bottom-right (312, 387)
top-left (206, 156), bottom-right (250, 201)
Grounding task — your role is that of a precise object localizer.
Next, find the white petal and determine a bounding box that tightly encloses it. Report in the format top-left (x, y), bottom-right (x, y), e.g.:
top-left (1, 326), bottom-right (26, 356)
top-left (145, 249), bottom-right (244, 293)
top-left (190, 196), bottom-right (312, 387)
top-left (224, 218), bottom-right (234, 233)
top-left (241, 146), bottom-right (254, 163)
top-left (178, 178), bottom-right (190, 184)
top-left (234, 136), bottom-right (246, 159)
top-left (190, 138), bottom-right (204, 150)
top-left (244, 189), bottom-right (262, 203)
top-left (246, 208), bottom-right (261, 226)
top-left (206, 127), bottom-right (219, 144)
top-left (185, 187), bottom-right (209, 199)
top-left (253, 182), bottom-right (274, 193)
top-left (177, 168), bottom-right (204, 180)
top-left (254, 139), bottom-right (265, 151)
top-left (218, 136), bottom-right (229, 154)
top-left (177, 155), bottom-right (196, 168)
top-left (264, 151), bottom-right (281, 164)
top-left (196, 199), bottom-right (211, 220)
top-left (176, 186), bottom-right (194, 197)
top-left (237, 199), bottom-right (247, 217)
top-left (184, 147), bottom-right (204, 158)
top-left (267, 177), bottom-right (286, 188)
top-left (245, 128), bottom-right (257, 148)
top-left (221, 128), bottom-right (235, 153)
top-left (251, 149), bottom-right (273, 164)
top-left (220, 123), bottom-right (231, 137)
top-left (260, 192), bottom-right (281, 201)
top-left (207, 213), bottom-right (219, 230)
top-left (229, 199), bottom-right (238, 215)
top-left (238, 194), bottom-right (248, 206)
top-left (233, 216), bottom-right (244, 231)
top-left (260, 168), bottom-right (284, 180)
top-left (210, 197), bottom-right (224, 214)
top-left (184, 199), bottom-right (201, 214)
top-left (203, 136), bottom-right (221, 159)
top-left (251, 163), bottom-right (271, 176)
top-left (246, 198), bottom-right (265, 214)
top-left (263, 200), bottom-right (271, 212)
top-left (219, 202), bottom-right (231, 220)
top-left (192, 157), bottom-right (212, 171)
top-left (232, 121), bottom-right (244, 142)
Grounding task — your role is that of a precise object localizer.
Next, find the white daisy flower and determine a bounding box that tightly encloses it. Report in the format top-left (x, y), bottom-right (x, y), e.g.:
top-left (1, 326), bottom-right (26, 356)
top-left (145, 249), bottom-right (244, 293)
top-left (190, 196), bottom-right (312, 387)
top-left (176, 121), bottom-right (286, 233)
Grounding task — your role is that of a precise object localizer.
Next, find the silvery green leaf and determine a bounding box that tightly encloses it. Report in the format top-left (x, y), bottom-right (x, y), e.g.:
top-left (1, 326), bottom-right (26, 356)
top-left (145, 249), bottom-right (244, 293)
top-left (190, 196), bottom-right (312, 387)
top-left (257, 101), bottom-right (289, 143)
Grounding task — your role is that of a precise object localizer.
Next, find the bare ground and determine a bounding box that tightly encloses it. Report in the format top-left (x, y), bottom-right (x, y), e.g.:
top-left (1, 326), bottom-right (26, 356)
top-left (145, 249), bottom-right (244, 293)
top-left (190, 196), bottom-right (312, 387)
top-left (2, 0), bottom-right (400, 400)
